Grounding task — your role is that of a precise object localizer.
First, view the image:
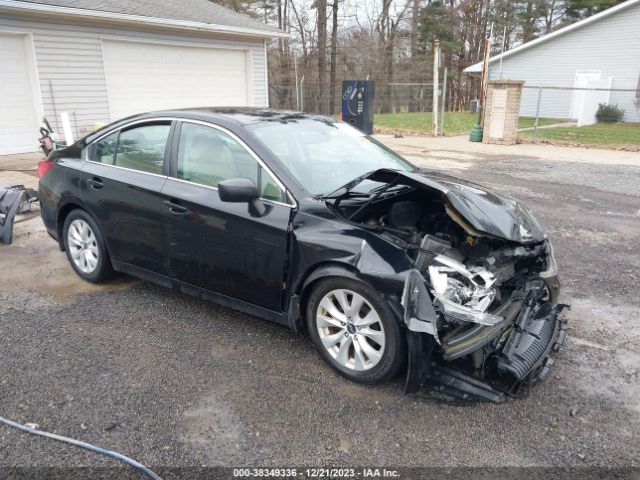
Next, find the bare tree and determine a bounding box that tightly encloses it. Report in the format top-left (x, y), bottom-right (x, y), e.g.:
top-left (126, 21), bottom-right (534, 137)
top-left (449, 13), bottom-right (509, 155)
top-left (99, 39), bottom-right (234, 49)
top-left (289, 0), bottom-right (309, 57)
top-left (539, 0), bottom-right (566, 33)
top-left (376, 0), bottom-right (411, 113)
top-left (315, 0), bottom-right (328, 114)
top-left (329, 0), bottom-right (339, 114)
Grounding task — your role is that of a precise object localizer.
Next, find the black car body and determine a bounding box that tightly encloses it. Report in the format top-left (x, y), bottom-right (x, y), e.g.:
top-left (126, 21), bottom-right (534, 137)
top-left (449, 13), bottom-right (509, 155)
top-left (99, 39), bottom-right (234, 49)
top-left (39, 108), bottom-right (566, 403)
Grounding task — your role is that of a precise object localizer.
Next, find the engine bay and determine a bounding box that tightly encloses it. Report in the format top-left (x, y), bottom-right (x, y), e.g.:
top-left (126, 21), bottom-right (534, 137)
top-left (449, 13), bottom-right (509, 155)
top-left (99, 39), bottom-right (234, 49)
top-left (334, 188), bottom-right (551, 319)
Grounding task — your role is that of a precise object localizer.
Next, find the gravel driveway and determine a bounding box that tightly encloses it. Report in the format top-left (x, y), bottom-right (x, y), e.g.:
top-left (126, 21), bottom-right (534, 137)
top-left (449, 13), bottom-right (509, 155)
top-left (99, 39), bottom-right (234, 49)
top-left (1, 140), bottom-right (639, 476)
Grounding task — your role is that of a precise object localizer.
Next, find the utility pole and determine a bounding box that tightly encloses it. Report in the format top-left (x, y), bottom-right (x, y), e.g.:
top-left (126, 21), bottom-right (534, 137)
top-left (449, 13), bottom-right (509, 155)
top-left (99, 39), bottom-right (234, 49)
top-left (432, 38), bottom-right (440, 137)
top-left (316, 0), bottom-right (328, 114)
top-left (470, 25), bottom-right (493, 142)
top-left (294, 56), bottom-right (300, 110)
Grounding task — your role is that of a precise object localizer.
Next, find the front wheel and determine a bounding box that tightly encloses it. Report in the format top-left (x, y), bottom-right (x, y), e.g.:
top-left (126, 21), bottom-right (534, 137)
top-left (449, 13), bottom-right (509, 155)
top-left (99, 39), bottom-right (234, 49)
top-left (306, 277), bottom-right (404, 384)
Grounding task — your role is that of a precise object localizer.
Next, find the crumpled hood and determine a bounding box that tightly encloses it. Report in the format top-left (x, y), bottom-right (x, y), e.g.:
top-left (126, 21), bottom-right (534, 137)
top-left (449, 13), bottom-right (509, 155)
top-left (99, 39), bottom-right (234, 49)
top-left (369, 169), bottom-right (546, 244)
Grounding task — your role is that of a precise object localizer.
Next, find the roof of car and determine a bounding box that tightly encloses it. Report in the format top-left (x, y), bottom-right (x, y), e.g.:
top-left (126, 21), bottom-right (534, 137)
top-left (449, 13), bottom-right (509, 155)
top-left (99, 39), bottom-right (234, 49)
top-left (136, 107), bottom-right (333, 126)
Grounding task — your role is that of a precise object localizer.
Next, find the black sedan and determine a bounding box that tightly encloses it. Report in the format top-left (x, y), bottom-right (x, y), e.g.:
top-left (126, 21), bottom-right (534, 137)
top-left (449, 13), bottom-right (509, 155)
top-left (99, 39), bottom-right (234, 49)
top-left (38, 108), bottom-right (566, 403)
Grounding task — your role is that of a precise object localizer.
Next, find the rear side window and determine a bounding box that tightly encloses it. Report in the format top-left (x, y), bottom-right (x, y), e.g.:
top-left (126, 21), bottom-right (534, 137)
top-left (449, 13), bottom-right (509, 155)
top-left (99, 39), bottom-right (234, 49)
top-left (115, 124), bottom-right (170, 175)
top-left (90, 132), bottom-right (118, 164)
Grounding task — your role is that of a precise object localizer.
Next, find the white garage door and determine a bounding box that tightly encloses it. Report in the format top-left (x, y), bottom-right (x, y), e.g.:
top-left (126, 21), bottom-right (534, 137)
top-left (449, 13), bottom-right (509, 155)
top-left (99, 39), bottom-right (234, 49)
top-left (0, 33), bottom-right (40, 155)
top-left (102, 40), bottom-right (250, 121)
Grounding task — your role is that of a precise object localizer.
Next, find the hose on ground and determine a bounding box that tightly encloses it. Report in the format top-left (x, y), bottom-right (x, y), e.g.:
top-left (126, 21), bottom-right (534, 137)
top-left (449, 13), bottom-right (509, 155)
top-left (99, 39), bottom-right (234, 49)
top-left (0, 415), bottom-right (163, 480)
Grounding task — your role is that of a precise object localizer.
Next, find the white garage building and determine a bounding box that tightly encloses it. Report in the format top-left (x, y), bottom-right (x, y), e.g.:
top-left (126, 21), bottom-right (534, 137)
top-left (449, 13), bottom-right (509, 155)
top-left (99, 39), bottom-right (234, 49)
top-left (0, 0), bottom-right (286, 154)
top-left (465, 0), bottom-right (640, 125)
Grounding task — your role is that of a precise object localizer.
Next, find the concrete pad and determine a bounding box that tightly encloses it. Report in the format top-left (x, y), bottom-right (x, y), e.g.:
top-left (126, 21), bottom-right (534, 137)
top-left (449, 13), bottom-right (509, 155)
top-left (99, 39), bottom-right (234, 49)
top-left (0, 152), bottom-right (42, 172)
top-left (0, 171), bottom-right (39, 190)
top-left (377, 134), bottom-right (640, 167)
top-left (0, 206), bottom-right (137, 313)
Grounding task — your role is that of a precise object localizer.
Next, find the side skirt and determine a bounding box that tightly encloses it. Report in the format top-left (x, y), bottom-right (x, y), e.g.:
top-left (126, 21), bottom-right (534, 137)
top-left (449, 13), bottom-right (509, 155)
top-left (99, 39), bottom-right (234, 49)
top-left (111, 260), bottom-right (290, 327)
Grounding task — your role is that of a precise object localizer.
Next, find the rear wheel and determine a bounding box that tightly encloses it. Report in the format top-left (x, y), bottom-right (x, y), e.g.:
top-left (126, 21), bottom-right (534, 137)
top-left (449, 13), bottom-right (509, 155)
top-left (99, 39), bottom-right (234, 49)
top-left (307, 277), bottom-right (404, 384)
top-left (63, 209), bottom-right (114, 283)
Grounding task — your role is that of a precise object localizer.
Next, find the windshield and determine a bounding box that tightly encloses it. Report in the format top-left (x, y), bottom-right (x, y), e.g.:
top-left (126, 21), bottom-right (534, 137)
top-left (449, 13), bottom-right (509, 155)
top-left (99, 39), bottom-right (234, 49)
top-left (247, 119), bottom-right (416, 195)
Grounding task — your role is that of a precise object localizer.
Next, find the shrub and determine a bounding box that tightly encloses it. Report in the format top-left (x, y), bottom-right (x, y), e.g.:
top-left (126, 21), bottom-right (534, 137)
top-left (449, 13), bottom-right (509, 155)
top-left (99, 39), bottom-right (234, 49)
top-left (596, 103), bottom-right (625, 123)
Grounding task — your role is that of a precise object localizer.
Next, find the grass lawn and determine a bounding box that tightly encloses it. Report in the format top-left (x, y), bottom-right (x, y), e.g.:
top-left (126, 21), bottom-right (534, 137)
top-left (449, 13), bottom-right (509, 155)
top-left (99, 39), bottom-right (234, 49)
top-left (374, 112), bottom-right (560, 135)
top-left (519, 122), bottom-right (640, 147)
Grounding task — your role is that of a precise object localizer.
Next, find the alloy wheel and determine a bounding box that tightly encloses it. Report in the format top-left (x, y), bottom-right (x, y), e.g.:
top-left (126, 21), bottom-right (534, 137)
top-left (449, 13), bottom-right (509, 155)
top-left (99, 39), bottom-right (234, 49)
top-left (316, 288), bottom-right (386, 371)
top-left (67, 219), bottom-right (99, 274)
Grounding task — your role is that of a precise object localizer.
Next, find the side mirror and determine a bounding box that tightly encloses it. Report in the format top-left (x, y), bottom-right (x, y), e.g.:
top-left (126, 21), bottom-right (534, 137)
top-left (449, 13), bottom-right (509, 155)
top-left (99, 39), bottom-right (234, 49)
top-left (218, 178), bottom-right (268, 217)
top-left (218, 178), bottom-right (259, 203)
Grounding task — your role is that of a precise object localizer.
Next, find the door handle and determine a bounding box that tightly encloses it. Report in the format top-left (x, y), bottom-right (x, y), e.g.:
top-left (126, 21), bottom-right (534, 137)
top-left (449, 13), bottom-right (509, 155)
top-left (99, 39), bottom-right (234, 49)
top-left (163, 200), bottom-right (189, 216)
top-left (87, 177), bottom-right (104, 189)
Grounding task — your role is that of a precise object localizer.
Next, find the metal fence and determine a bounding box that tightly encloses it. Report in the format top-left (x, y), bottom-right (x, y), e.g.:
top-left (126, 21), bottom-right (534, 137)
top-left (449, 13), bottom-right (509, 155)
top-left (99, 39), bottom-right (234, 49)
top-left (519, 84), bottom-right (640, 142)
top-left (269, 82), bottom-right (435, 116)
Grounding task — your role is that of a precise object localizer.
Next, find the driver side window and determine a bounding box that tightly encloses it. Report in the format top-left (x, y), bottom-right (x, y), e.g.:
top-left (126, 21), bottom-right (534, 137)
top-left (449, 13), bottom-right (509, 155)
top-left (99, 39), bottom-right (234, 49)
top-left (177, 123), bottom-right (286, 202)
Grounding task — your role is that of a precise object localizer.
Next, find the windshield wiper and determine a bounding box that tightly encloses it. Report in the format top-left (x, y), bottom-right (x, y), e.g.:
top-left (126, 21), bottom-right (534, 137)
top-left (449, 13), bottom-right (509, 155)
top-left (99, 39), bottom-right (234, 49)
top-left (316, 170), bottom-right (377, 200)
top-left (347, 177), bottom-right (400, 221)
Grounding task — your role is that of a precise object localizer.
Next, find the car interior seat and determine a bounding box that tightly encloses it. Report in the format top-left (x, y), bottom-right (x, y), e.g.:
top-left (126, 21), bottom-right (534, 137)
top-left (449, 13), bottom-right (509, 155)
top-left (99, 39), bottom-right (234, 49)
top-left (182, 133), bottom-right (239, 187)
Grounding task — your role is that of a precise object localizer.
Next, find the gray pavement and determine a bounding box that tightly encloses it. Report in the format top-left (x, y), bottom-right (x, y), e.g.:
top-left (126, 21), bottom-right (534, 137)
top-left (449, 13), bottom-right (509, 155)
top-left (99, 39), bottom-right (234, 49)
top-left (1, 139), bottom-right (639, 475)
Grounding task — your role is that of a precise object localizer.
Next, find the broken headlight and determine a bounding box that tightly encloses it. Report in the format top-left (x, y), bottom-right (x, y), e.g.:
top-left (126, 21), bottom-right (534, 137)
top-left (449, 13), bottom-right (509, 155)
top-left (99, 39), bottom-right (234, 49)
top-left (539, 239), bottom-right (558, 279)
top-left (428, 254), bottom-right (501, 326)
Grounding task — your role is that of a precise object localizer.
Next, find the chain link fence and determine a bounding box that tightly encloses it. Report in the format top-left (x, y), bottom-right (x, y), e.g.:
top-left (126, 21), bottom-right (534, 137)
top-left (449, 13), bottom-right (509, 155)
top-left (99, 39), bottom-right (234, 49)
top-left (269, 82), bottom-right (436, 116)
top-left (518, 84), bottom-right (640, 143)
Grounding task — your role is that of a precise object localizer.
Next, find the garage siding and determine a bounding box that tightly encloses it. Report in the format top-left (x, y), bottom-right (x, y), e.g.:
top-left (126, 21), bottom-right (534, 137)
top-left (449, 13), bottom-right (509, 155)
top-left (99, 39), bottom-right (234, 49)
top-left (0, 13), bottom-right (267, 138)
top-left (487, 2), bottom-right (640, 122)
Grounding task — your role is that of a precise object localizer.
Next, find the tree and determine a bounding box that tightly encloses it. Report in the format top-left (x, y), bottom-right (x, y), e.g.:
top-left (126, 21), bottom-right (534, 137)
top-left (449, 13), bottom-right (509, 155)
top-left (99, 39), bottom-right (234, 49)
top-left (564, 0), bottom-right (626, 20)
top-left (329, 0), bottom-right (339, 114)
top-left (538, 0), bottom-right (566, 34)
top-left (263, 0), bottom-right (632, 116)
top-left (376, 0), bottom-right (411, 113)
top-left (315, 0), bottom-right (329, 114)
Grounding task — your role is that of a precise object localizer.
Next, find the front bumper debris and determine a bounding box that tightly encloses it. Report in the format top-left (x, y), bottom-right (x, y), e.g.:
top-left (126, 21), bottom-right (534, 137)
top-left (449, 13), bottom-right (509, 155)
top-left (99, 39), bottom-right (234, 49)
top-left (498, 301), bottom-right (568, 394)
top-left (403, 274), bottom-right (568, 404)
top-left (0, 185), bottom-right (38, 245)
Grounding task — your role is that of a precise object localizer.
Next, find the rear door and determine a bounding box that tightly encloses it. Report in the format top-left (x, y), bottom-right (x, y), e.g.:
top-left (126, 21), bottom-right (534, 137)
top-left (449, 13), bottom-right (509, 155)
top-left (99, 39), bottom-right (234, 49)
top-left (162, 120), bottom-right (293, 311)
top-left (82, 120), bottom-right (174, 275)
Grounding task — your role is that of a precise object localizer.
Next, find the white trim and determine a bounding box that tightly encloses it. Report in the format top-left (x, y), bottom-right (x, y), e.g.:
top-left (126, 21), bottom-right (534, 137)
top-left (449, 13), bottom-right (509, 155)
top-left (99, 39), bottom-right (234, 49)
top-left (86, 157), bottom-right (169, 180)
top-left (263, 39), bottom-right (270, 107)
top-left (245, 49), bottom-right (254, 106)
top-left (464, 0), bottom-right (640, 73)
top-left (25, 32), bottom-right (45, 131)
top-left (98, 35), bottom-right (256, 52)
top-left (0, 0), bottom-right (289, 39)
top-left (0, 29), bottom-right (44, 154)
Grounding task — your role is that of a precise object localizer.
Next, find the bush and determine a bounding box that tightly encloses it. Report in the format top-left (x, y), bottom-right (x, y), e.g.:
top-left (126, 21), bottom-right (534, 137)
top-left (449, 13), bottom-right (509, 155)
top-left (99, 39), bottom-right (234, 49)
top-left (596, 103), bottom-right (625, 123)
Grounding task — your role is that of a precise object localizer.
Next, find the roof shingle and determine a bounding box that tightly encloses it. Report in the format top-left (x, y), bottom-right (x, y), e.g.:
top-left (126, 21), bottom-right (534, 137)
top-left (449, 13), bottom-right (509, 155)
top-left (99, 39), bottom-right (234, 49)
top-left (14, 0), bottom-right (284, 35)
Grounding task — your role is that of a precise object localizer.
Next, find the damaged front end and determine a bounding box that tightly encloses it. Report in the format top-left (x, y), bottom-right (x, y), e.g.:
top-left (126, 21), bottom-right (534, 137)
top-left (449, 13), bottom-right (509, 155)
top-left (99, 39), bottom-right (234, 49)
top-left (402, 249), bottom-right (567, 404)
top-left (330, 169), bottom-right (568, 403)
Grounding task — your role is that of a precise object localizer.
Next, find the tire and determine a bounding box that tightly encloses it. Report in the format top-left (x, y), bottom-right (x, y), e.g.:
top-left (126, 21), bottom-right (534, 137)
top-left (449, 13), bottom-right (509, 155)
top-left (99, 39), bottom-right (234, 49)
top-left (62, 209), bottom-right (114, 283)
top-left (306, 277), bottom-right (404, 384)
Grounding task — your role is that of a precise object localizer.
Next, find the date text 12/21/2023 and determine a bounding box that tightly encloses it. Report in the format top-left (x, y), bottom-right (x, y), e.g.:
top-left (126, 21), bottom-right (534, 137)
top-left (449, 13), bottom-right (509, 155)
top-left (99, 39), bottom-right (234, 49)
top-left (232, 468), bottom-right (401, 478)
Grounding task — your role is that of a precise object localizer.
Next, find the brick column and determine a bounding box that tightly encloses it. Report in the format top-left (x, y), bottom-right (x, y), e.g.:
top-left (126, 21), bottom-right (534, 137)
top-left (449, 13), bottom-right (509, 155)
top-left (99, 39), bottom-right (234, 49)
top-left (483, 80), bottom-right (524, 145)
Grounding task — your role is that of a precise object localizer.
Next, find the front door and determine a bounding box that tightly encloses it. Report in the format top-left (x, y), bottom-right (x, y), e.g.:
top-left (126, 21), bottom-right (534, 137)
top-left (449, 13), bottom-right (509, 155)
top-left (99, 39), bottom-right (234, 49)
top-left (81, 121), bottom-right (173, 275)
top-left (162, 121), bottom-right (292, 311)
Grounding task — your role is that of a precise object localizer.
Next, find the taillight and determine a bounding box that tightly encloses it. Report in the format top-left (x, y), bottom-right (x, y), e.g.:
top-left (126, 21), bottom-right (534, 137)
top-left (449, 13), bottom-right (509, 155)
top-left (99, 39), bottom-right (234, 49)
top-left (38, 159), bottom-right (54, 178)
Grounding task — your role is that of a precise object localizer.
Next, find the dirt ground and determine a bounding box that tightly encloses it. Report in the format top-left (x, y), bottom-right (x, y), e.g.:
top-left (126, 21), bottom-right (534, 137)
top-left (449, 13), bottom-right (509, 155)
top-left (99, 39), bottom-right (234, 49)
top-left (1, 139), bottom-right (639, 476)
